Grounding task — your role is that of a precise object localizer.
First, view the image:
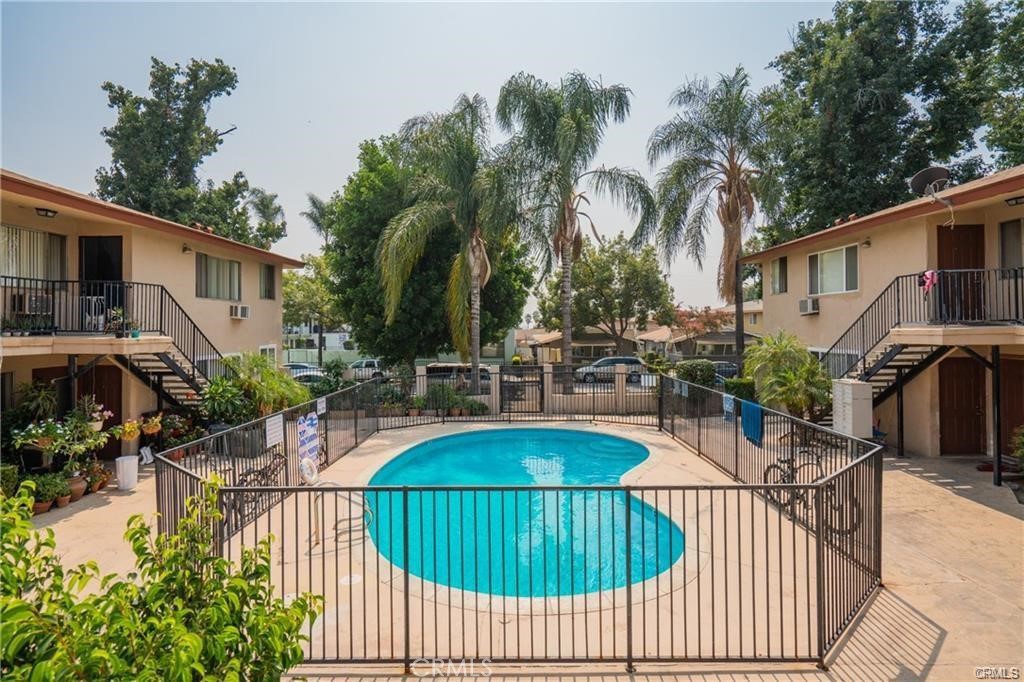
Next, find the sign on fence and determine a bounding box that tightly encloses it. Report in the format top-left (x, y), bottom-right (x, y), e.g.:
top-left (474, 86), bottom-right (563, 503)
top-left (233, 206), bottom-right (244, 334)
top-left (265, 413), bottom-right (284, 447)
top-left (297, 412), bottom-right (320, 466)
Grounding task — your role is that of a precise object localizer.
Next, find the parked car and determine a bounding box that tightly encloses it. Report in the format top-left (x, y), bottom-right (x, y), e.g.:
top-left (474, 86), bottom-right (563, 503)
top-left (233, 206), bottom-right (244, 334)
top-left (711, 361), bottom-right (739, 387)
top-left (282, 362), bottom-right (315, 376)
top-left (349, 358), bottom-right (389, 380)
top-left (574, 356), bottom-right (646, 383)
top-left (425, 363), bottom-right (492, 395)
top-left (291, 368), bottom-right (325, 385)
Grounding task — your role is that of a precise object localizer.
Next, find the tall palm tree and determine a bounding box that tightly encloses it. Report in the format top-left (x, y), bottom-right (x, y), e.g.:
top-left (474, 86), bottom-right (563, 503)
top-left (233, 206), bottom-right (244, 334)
top-left (247, 188), bottom-right (287, 249)
top-left (497, 72), bottom-right (657, 369)
top-left (377, 94), bottom-right (514, 393)
top-left (639, 66), bottom-right (772, 362)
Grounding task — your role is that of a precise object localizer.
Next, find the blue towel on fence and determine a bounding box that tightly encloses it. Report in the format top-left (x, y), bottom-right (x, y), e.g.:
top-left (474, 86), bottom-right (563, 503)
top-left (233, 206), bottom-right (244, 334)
top-left (741, 400), bottom-right (764, 447)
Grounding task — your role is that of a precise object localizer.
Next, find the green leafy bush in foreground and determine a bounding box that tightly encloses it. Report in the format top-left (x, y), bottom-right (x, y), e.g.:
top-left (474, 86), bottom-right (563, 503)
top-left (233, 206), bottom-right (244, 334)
top-left (0, 480), bottom-right (321, 680)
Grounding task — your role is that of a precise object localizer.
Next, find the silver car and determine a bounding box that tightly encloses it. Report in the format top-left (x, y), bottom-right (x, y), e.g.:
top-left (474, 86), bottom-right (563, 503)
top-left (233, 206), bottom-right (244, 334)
top-left (574, 356), bottom-right (646, 383)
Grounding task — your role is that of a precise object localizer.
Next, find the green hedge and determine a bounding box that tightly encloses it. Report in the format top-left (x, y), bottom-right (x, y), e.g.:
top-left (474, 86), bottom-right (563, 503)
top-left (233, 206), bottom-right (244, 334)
top-left (675, 359), bottom-right (716, 387)
top-left (723, 377), bottom-right (757, 402)
top-left (0, 464), bottom-right (17, 498)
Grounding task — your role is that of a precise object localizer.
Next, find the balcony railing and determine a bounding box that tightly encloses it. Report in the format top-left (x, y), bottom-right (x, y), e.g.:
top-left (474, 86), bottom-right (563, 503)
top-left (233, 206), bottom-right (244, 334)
top-left (0, 276), bottom-right (226, 381)
top-left (822, 267), bottom-right (1023, 379)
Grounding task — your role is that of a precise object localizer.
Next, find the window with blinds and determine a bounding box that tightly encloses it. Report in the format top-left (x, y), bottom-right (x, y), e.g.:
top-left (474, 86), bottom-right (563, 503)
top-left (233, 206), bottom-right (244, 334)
top-left (0, 224), bottom-right (67, 279)
top-left (195, 253), bottom-right (241, 301)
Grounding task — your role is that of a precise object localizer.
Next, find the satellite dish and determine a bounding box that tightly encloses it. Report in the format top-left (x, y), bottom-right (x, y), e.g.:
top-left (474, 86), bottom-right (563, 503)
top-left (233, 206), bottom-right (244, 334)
top-left (299, 457), bottom-right (320, 486)
top-left (909, 166), bottom-right (950, 197)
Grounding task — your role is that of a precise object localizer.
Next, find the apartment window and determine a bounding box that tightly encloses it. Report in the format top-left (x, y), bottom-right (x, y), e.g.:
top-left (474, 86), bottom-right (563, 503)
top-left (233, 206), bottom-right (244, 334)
top-left (259, 263), bottom-right (276, 299)
top-left (1000, 219), bottom-right (1022, 270)
top-left (747, 313), bottom-right (759, 325)
top-left (808, 244), bottom-right (858, 295)
top-left (195, 253), bottom-right (241, 301)
top-left (0, 224), bottom-right (66, 279)
top-left (259, 344), bottom-right (278, 365)
top-left (770, 257), bottom-right (788, 294)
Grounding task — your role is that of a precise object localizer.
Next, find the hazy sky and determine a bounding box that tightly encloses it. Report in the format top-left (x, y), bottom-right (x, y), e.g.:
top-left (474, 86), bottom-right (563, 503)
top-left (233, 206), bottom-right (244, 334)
top-left (1, 2), bottom-right (833, 310)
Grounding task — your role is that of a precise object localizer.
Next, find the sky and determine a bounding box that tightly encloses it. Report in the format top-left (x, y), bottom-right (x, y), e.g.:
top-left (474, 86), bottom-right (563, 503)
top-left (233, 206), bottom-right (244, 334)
top-left (1, 1), bottom-right (834, 312)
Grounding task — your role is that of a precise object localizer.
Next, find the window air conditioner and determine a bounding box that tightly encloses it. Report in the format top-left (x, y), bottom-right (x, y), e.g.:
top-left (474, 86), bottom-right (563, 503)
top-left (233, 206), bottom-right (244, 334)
top-left (229, 304), bottom-right (251, 320)
top-left (798, 298), bottom-right (820, 316)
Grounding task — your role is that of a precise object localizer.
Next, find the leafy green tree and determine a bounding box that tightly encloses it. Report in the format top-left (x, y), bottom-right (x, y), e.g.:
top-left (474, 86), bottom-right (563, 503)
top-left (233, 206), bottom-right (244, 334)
top-left (497, 72), bottom-right (656, 367)
top-left (283, 254), bottom-right (344, 365)
top-left (326, 138), bottom-right (531, 367)
top-left (985, 0), bottom-right (1024, 167)
top-left (95, 57), bottom-right (285, 248)
top-left (759, 1), bottom-right (1002, 244)
top-left (0, 481), bottom-right (320, 679)
top-left (536, 235), bottom-right (675, 355)
top-left (378, 95), bottom-right (517, 393)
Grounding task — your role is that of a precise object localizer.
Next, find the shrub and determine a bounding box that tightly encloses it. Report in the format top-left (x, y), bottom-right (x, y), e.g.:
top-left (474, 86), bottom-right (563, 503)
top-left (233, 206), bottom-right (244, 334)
top-left (0, 465), bottom-right (18, 498)
top-left (0, 480), bottom-right (321, 679)
top-left (464, 399), bottom-right (489, 416)
top-left (202, 375), bottom-right (251, 425)
top-left (19, 473), bottom-right (64, 502)
top-left (675, 359), bottom-right (716, 387)
top-left (221, 353), bottom-right (311, 417)
top-left (1013, 425), bottom-right (1024, 467)
top-left (375, 384), bottom-right (406, 406)
top-left (424, 383), bottom-right (457, 411)
top-left (723, 377), bottom-right (757, 402)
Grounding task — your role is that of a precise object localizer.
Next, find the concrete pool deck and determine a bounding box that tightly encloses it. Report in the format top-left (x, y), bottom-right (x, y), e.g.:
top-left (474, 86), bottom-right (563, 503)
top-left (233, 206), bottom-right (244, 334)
top-left (36, 421), bottom-right (1023, 680)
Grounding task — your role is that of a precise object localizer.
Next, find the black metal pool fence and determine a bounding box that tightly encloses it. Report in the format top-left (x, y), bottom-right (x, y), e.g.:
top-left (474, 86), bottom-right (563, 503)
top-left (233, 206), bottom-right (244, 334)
top-left (155, 369), bottom-right (882, 671)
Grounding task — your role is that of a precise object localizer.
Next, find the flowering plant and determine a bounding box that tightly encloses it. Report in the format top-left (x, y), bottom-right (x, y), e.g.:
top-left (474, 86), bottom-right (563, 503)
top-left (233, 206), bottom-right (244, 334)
top-left (109, 419), bottom-right (140, 442)
top-left (141, 413), bottom-right (163, 434)
top-left (73, 395), bottom-right (113, 423)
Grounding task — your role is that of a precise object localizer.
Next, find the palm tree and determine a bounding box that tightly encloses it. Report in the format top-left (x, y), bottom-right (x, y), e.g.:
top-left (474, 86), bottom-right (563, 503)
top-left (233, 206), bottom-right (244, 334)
top-left (497, 72), bottom-right (657, 369)
top-left (247, 188), bottom-right (286, 249)
top-left (377, 94), bottom-right (514, 394)
top-left (640, 66), bottom-right (772, 362)
top-left (301, 193), bottom-right (331, 244)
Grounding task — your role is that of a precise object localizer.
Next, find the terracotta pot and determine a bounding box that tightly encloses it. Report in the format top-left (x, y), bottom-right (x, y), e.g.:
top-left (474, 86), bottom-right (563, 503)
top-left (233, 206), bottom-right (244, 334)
top-left (168, 450), bottom-right (185, 462)
top-left (36, 437), bottom-right (54, 448)
top-left (449, 407), bottom-right (462, 417)
top-left (407, 409), bottom-right (420, 417)
top-left (142, 425), bottom-right (161, 435)
top-left (55, 495), bottom-right (71, 508)
top-left (89, 480), bottom-right (102, 493)
top-left (67, 476), bottom-right (87, 501)
top-left (33, 500), bottom-right (53, 515)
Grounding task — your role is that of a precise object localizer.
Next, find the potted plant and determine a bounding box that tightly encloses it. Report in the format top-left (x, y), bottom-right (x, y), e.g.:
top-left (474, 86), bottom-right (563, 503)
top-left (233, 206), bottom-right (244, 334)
top-left (407, 395), bottom-right (425, 417)
top-left (1, 317), bottom-right (12, 337)
top-left (105, 307), bottom-right (126, 338)
top-left (53, 476), bottom-right (72, 508)
top-left (141, 413), bottom-right (162, 436)
top-left (110, 419), bottom-right (141, 442)
top-left (74, 394), bottom-right (113, 431)
top-left (201, 376), bottom-right (247, 432)
top-left (127, 317), bottom-right (141, 339)
top-left (24, 474), bottom-right (57, 514)
top-left (86, 459), bottom-right (110, 493)
top-left (62, 459), bottom-right (88, 502)
top-left (15, 381), bottom-right (58, 422)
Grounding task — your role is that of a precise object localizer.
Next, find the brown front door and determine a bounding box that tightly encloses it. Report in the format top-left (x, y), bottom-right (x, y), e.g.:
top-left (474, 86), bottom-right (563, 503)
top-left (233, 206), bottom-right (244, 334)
top-left (936, 225), bottom-right (986, 321)
top-left (1000, 357), bottom-right (1024, 456)
top-left (939, 357), bottom-right (986, 455)
top-left (33, 362), bottom-right (123, 460)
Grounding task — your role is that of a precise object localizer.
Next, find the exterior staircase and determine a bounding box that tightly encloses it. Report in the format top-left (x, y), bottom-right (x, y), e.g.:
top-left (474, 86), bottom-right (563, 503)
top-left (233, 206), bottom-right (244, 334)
top-left (1, 276), bottom-right (227, 407)
top-left (817, 267), bottom-right (1023, 424)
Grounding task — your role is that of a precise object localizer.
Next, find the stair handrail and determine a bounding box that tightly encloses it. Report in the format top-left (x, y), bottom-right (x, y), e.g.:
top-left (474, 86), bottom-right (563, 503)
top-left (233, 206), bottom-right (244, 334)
top-left (156, 285), bottom-right (228, 384)
top-left (820, 276), bottom-right (906, 380)
top-left (820, 266), bottom-right (1024, 380)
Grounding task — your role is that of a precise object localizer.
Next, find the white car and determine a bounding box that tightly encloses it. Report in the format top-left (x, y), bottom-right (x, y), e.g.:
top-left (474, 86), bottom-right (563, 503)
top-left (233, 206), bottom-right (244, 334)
top-left (574, 356), bottom-right (646, 383)
top-left (349, 358), bottom-right (388, 380)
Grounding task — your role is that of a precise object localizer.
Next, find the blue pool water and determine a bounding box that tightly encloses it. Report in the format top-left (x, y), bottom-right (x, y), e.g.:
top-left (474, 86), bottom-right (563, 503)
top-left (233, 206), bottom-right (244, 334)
top-left (366, 428), bottom-right (684, 596)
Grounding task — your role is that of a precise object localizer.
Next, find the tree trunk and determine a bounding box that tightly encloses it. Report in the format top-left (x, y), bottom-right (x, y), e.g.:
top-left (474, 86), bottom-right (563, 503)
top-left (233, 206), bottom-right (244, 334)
top-left (560, 246), bottom-right (573, 368)
top-left (470, 270), bottom-right (481, 396)
top-left (734, 253), bottom-right (745, 375)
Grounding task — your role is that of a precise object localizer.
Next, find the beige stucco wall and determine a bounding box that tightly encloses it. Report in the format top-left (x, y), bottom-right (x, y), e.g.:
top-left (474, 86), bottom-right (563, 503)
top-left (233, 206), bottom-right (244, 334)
top-left (1, 197), bottom-right (285, 357)
top-left (756, 201), bottom-right (1023, 350)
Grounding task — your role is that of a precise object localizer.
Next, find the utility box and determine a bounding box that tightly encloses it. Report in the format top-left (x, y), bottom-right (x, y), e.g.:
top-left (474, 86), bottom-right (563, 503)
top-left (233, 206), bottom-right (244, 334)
top-left (833, 379), bottom-right (874, 439)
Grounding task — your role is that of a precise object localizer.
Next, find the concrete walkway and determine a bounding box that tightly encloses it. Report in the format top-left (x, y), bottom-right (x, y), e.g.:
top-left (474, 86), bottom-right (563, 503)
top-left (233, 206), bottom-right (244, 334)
top-left (36, 430), bottom-right (1023, 681)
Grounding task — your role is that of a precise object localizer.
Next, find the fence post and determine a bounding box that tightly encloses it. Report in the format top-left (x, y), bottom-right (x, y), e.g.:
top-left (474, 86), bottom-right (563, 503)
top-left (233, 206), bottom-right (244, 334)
top-left (733, 399), bottom-right (740, 478)
top-left (623, 487), bottom-right (636, 673)
top-left (403, 487), bottom-right (411, 674)
top-left (657, 375), bottom-right (665, 432)
top-left (814, 484), bottom-right (828, 670)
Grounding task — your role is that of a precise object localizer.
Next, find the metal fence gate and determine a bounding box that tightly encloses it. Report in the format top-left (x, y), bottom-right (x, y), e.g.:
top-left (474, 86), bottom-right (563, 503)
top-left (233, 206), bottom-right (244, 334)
top-left (499, 365), bottom-right (543, 413)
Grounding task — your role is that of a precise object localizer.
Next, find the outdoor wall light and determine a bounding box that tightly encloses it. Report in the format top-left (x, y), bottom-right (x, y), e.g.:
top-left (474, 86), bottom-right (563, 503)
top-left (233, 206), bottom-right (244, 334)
top-left (35, 207), bottom-right (57, 218)
top-left (862, 237), bottom-right (872, 248)
top-left (181, 243), bottom-right (193, 254)
top-left (1005, 195), bottom-right (1024, 207)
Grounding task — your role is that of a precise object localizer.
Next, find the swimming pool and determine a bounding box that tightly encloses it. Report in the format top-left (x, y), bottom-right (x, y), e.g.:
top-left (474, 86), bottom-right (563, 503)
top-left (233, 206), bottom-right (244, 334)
top-left (366, 428), bottom-right (684, 597)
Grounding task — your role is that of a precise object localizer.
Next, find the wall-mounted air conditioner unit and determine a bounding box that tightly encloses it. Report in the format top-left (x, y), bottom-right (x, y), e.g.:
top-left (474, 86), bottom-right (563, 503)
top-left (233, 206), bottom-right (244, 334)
top-left (229, 304), bottom-right (251, 320)
top-left (798, 298), bottom-right (820, 316)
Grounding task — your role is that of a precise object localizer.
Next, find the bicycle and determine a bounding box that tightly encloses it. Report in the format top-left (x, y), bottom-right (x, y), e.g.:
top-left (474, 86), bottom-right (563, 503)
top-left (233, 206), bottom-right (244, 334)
top-left (762, 447), bottom-right (863, 539)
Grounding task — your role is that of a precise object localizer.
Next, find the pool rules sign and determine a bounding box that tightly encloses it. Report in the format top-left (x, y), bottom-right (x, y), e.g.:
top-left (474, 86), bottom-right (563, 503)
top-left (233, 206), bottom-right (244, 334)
top-left (297, 412), bottom-right (320, 470)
